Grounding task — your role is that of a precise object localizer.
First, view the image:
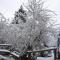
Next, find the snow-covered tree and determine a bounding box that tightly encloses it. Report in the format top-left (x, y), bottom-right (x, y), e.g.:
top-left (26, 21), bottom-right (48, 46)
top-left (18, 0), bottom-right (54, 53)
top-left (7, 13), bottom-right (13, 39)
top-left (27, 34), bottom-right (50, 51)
top-left (23, 0), bottom-right (56, 49)
top-left (5, 0), bottom-right (57, 57)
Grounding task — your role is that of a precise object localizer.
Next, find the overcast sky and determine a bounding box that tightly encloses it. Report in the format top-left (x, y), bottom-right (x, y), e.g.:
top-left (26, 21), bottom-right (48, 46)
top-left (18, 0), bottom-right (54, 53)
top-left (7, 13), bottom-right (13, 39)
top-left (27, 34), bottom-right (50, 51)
top-left (0, 0), bottom-right (60, 24)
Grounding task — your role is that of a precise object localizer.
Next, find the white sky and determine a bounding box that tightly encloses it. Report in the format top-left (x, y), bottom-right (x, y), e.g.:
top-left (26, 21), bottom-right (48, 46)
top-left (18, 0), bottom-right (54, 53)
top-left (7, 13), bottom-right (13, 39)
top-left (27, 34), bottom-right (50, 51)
top-left (0, 0), bottom-right (60, 24)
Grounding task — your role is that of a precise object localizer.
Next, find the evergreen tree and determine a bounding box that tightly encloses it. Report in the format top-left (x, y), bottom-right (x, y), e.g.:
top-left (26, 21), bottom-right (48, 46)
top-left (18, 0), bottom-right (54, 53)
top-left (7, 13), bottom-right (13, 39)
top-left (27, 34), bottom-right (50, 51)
top-left (12, 5), bottom-right (27, 24)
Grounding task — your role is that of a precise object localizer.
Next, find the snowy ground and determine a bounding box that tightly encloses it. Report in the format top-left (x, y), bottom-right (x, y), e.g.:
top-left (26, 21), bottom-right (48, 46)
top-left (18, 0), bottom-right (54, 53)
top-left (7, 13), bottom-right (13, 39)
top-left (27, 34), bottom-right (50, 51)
top-left (0, 55), bottom-right (54, 60)
top-left (37, 57), bottom-right (54, 60)
top-left (37, 51), bottom-right (54, 60)
top-left (0, 51), bottom-right (54, 60)
top-left (0, 55), bottom-right (15, 60)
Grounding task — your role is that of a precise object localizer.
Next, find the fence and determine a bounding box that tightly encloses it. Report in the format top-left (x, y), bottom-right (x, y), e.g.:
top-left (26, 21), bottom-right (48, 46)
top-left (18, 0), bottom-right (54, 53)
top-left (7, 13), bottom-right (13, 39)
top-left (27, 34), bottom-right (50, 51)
top-left (27, 47), bottom-right (57, 60)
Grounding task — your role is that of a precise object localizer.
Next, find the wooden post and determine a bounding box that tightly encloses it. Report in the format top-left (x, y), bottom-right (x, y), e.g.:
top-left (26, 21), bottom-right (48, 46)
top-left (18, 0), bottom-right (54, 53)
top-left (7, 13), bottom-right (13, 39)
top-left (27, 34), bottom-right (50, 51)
top-left (54, 49), bottom-right (56, 60)
top-left (28, 52), bottom-right (31, 60)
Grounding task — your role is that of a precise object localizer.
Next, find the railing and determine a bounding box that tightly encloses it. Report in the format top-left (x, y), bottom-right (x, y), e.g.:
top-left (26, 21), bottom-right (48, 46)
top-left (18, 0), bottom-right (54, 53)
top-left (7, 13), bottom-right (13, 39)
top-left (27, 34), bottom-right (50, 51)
top-left (0, 44), bottom-right (12, 46)
top-left (0, 49), bottom-right (20, 58)
top-left (27, 47), bottom-right (57, 60)
top-left (0, 44), bottom-right (12, 49)
top-left (0, 44), bottom-right (57, 60)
